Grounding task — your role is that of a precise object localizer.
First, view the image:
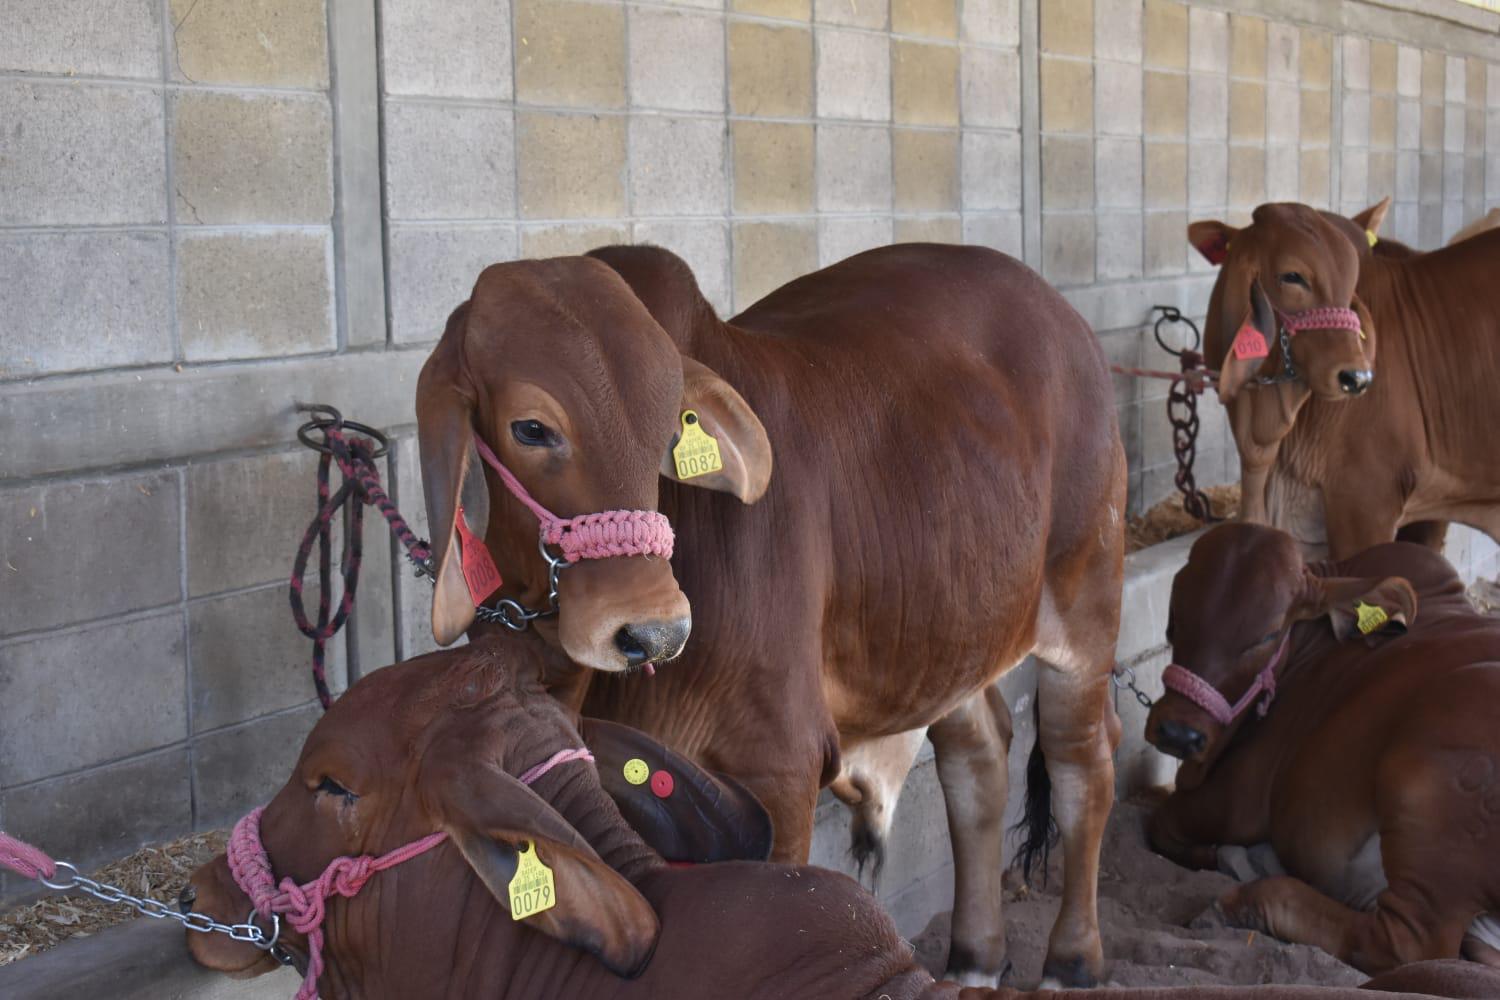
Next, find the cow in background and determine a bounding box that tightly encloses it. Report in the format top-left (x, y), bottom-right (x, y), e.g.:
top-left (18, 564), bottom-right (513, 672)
top-left (1188, 201), bottom-right (1500, 559)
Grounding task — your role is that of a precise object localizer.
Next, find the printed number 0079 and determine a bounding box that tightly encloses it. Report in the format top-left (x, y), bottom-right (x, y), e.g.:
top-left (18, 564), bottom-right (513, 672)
top-left (513, 886), bottom-right (552, 912)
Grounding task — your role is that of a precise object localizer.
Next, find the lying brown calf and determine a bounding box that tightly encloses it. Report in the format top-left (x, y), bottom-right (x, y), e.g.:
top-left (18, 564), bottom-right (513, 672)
top-left (185, 639), bottom-right (1499, 1000)
top-left (1145, 524), bottom-right (1500, 973)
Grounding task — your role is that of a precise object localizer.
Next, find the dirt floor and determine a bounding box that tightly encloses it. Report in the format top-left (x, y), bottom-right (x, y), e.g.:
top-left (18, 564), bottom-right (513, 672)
top-left (1126, 484), bottom-right (1241, 554)
top-left (911, 801), bottom-right (1363, 990)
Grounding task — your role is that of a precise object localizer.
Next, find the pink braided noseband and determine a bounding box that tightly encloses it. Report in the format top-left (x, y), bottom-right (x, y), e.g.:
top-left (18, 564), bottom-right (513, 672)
top-left (1161, 632), bottom-right (1291, 727)
top-left (472, 434), bottom-right (673, 564)
top-left (1277, 306), bottom-right (1363, 336)
top-left (227, 746), bottom-right (594, 1000)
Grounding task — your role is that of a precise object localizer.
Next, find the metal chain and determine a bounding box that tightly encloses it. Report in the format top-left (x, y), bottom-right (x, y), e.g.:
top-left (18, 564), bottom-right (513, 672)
top-left (407, 534), bottom-right (566, 633)
top-left (39, 861), bottom-right (279, 951)
top-left (1111, 664), bottom-right (1155, 709)
top-left (1149, 305), bottom-right (1217, 524)
top-left (1251, 316), bottom-right (1300, 387)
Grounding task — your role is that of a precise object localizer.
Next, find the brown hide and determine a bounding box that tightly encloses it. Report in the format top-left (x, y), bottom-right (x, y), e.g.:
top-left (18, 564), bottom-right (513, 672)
top-left (416, 243), bottom-right (1128, 985)
top-left (1147, 525), bottom-right (1500, 974)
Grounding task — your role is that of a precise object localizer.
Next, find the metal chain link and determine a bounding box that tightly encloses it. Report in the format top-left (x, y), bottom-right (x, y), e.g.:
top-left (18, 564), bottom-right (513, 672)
top-left (1251, 316), bottom-right (1300, 387)
top-left (39, 861), bottom-right (279, 950)
top-left (408, 534), bottom-right (566, 633)
top-left (1111, 664), bottom-right (1155, 709)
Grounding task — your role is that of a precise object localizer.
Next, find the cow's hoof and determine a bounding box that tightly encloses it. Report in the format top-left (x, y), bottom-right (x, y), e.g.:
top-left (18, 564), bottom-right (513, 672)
top-left (944, 957), bottom-right (1012, 989)
top-left (1218, 887), bottom-right (1269, 933)
top-left (1040, 955), bottom-right (1100, 989)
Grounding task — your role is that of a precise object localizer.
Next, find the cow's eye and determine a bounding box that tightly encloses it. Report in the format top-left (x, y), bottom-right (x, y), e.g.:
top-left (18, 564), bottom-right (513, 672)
top-left (1278, 272), bottom-right (1309, 288)
top-left (511, 420), bottom-right (553, 447)
top-left (316, 776), bottom-right (358, 801)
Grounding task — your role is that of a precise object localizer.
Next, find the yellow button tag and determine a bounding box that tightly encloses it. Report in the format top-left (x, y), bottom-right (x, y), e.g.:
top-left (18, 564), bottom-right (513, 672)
top-left (1355, 600), bottom-right (1388, 635)
top-left (508, 842), bottom-right (556, 921)
top-left (671, 410), bottom-right (722, 481)
top-left (1365, 229), bottom-right (1378, 248)
top-left (623, 758), bottom-right (650, 785)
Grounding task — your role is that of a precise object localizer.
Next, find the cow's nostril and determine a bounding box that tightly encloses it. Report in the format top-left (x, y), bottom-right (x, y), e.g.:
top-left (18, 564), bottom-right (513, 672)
top-left (178, 884), bottom-right (197, 914)
top-left (614, 627), bottom-right (649, 666)
top-left (1156, 719), bottom-right (1207, 759)
top-left (614, 619), bottom-right (691, 666)
top-left (1338, 369), bottom-right (1373, 395)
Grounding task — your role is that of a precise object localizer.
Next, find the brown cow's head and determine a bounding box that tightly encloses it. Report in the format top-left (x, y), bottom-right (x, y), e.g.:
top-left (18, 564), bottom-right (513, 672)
top-left (1145, 524), bottom-right (1415, 785)
top-left (417, 257), bottom-right (772, 671)
top-left (186, 644), bottom-right (773, 988)
top-left (1190, 202), bottom-right (1377, 404)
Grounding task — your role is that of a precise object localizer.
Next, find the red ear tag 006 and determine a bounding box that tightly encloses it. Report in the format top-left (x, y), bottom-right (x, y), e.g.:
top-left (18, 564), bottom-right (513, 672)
top-left (455, 505), bottom-right (502, 604)
top-left (1231, 323), bottom-right (1269, 361)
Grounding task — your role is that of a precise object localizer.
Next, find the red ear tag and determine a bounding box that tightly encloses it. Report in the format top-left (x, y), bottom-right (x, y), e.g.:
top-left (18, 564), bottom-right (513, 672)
top-left (650, 770), bottom-right (674, 799)
top-left (454, 505), bottom-right (502, 604)
top-left (1231, 324), bottom-right (1269, 361)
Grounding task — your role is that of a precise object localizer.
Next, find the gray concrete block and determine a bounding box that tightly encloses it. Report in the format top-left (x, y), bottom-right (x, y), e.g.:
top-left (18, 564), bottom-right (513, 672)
top-left (0, 232), bottom-right (171, 378)
top-left (815, 27), bottom-right (891, 121)
top-left (1188, 73), bottom-right (1227, 141)
top-left (1041, 135), bottom-right (1093, 211)
top-left (1093, 0), bottom-right (1142, 64)
top-left (193, 705), bottom-right (321, 829)
top-left (1266, 22), bottom-right (1298, 83)
top-left (816, 123), bottom-right (893, 212)
top-left (818, 216), bottom-right (893, 267)
top-left (391, 435), bottom-right (448, 662)
top-left (1041, 212), bottom-right (1095, 286)
top-left (0, 471), bottom-right (181, 637)
top-left (177, 230), bottom-right (335, 362)
top-left (1144, 209), bottom-right (1188, 276)
top-left (0, 612), bottom-right (187, 786)
top-left (1445, 103), bottom-right (1467, 154)
top-left (1447, 54), bottom-right (1467, 103)
top-left (961, 211), bottom-right (1023, 258)
top-left (0, 82), bottom-right (165, 226)
top-left (1265, 85), bottom-right (1298, 143)
top-left (172, 91), bottom-right (332, 225)
top-left (1266, 143), bottom-right (1298, 201)
top-left (349, 454), bottom-right (398, 684)
top-left (1344, 90), bottom-right (1371, 147)
top-left (959, 0), bottom-right (1017, 47)
top-left (1420, 201), bottom-right (1443, 248)
top-left (186, 449), bottom-right (330, 597)
top-left (632, 220), bottom-right (731, 317)
top-left (1096, 137), bottom-right (1143, 208)
top-left (388, 224), bottom-right (519, 344)
top-left (1186, 7), bottom-right (1227, 73)
top-left (961, 46), bottom-right (1020, 129)
top-left (1444, 200), bottom-right (1465, 242)
top-left (1096, 212), bottom-right (1142, 281)
top-left (1096, 60), bottom-right (1143, 137)
top-left (629, 8), bottom-right (724, 113)
top-left (629, 116), bottom-right (728, 216)
top-left (189, 582), bottom-right (344, 734)
top-left (1445, 152), bottom-right (1466, 199)
top-left (1392, 201), bottom-right (1419, 245)
top-left (960, 129), bottom-right (1020, 210)
top-left (1420, 151), bottom-right (1443, 203)
top-left (0, 751), bottom-right (190, 902)
top-left (1343, 35), bottom-right (1370, 92)
top-left (1490, 62), bottom-right (1500, 107)
top-left (0, 0), bottom-right (160, 78)
top-left (383, 100), bottom-right (515, 221)
top-left (1398, 99), bottom-right (1421, 150)
top-left (1188, 141), bottom-right (1227, 208)
top-left (380, 0), bottom-right (513, 99)
top-left (1397, 44), bottom-right (1422, 98)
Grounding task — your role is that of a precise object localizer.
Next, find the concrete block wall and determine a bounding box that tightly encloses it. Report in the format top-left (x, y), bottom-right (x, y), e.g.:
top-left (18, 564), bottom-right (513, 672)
top-left (2, 0), bottom-right (1499, 904)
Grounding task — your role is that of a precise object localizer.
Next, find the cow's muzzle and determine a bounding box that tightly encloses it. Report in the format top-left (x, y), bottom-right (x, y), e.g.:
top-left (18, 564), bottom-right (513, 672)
top-left (1153, 719), bottom-right (1207, 759)
top-left (614, 617), bottom-right (691, 668)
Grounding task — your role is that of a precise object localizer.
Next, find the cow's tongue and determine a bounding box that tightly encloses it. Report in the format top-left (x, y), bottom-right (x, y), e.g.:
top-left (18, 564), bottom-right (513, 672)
top-left (643, 662), bottom-right (655, 677)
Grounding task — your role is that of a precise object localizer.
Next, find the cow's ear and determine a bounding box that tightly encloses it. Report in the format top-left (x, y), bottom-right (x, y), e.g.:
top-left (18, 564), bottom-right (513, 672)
top-left (1216, 279), bottom-right (1277, 405)
top-left (1352, 293), bottom-right (1377, 367)
top-left (580, 718), bottom-right (774, 864)
top-left (1351, 196), bottom-right (1391, 244)
top-left (661, 356), bottom-right (772, 504)
top-left (1297, 570), bottom-right (1416, 642)
top-left (1189, 219), bottom-right (1238, 265)
top-left (422, 751), bottom-right (660, 977)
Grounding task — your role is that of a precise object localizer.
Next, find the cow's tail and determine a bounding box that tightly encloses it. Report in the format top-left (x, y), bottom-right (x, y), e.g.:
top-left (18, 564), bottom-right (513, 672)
top-left (1013, 694), bottom-right (1059, 885)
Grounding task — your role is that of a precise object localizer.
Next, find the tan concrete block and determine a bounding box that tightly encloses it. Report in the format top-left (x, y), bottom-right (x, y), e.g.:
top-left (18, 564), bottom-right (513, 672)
top-left (730, 23), bottom-right (813, 118)
top-left (1143, 210), bottom-right (1187, 275)
top-left (1144, 0), bottom-right (1187, 71)
top-left (733, 121), bottom-right (815, 215)
top-left (1144, 70), bottom-right (1186, 138)
top-left (1040, 0), bottom-right (1091, 58)
top-left (1041, 135), bottom-right (1093, 211)
top-left (892, 129), bottom-right (958, 212)
top-left (893, 40), bottom-right (959, 126)
top-left (1300, 148), bottom-right (1329, 205)
top-left (1229, 15), bottom-right (1265, 80)
top-left (733, 221), bottom-right (816, 310)
top-left (892, 0), bottom-right (957, 39)
top-left (515, 0), bottom-right (626, 108)
top-left (894, 215), bottom-right (961, 242)
top-left (1042, 212), bottom-right (1094, 284)
top-left (1371, 41), bottom-right (1397, 94)
top-left (1228, 146), bottom-right (1264, 207)
top-left (1041, 56), bottom-right (1092, 133)
top-left (1466, 58), bottom-right (1484, 108)
top-left (736, 0), bottom-right (810, 20)
top-left (1227, 80), bottom-right (1263, 145)
top-left (1422, 103), bottom-right (1443, 151)
top-left (1300, 30), bottom-right (1331, 90)
top-left (1371, 95), bottom-right (1396, 149)
top-left (177, 231), bottom-right (334, 362)
top-left (1422, 50), bottom-right (1444, 103)
top-left (516, 112), bottom-right (627, 218)
top-left (169, 0), bottom-right (328, 87)
top-left (1145, 141), bottom-right (1186, 209)
top-left (1300, 88), bottom-right (1330, 143)
top-left (521, 223), bottom-right (629, 258)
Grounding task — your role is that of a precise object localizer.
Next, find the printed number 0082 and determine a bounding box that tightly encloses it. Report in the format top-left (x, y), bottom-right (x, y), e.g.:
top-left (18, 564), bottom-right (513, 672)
top-left (676, 453), bottom-right (721, 478)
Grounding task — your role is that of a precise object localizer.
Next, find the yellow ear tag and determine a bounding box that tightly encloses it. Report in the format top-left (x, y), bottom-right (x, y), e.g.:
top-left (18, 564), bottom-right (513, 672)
top-left (508, 841), bottom-right (557, 921)
top-left (622, 757), bottom-right (650, 785)
top-left (671, 410), bottom-right (722, 481)
top-left (1365, 229), bottom-right (1378, 248)
top-left (1354, 600), bottom-right (1388, 635)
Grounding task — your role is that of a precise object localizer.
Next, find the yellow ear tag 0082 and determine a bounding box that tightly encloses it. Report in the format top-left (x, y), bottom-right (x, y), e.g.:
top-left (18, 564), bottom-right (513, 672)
top-left (672, 410), bottom-right (722, 480)
top-left (1355, 601), bottom-right (1388, 635)
top-left (509, 841), bottom-right (557, 920)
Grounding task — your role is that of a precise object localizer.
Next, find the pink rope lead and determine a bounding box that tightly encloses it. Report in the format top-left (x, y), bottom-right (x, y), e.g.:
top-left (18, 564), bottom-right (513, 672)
top-left (0, 831), bottom-right (56, 882)
top-left (227, 747), bottom-right (595, 1000)
top-left (470, 434), bottom-right (673, 564)
top-left (1162, 632), bottom-right (1292, 727)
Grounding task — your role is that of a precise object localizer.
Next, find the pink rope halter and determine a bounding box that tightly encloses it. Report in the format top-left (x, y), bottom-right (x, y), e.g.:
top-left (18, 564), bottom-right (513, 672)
top-left (227, 747), bottom-right (594, 1000)
top-left (1161, 632), bottom-right (1291, 726)
top-left (472, 434), bottom-right (673, 564)
top-left (1277, 306), bottom-right (1363, 337)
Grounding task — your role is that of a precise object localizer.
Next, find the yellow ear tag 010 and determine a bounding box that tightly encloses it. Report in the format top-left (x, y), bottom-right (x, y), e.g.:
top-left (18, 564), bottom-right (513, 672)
top-left (1354, 601), bottom-right (1388, 635)
top-left (508, 841), bottom-right (557, 921)
top-left (671, 410), bottom-right (722, 480)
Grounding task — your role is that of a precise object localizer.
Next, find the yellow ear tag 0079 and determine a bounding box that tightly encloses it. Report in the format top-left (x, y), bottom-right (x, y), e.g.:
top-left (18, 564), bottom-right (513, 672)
top-left (509, 841), bottom-right (557, 920)
top-left (1355, 601), bottom-right (1388, 635)
top-left (672, 410), bottom-right (722, 480)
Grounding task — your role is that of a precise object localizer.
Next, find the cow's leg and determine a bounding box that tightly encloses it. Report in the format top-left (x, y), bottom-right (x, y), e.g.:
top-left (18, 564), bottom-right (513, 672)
top-left (830, 727), bottom-right (930, 882)
top-left (928, 686), bottom-right (1014, 986)
top-left (1146, 771), bottom-right (1253, 871)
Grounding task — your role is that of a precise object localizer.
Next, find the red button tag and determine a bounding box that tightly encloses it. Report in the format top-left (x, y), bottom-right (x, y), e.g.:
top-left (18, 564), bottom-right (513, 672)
top-left (454, 506), bottom-right (501, 605)
top-left (650, 770), bottom-right (674, 799)
top-left (1231, 324), bottom-right (1269, 360)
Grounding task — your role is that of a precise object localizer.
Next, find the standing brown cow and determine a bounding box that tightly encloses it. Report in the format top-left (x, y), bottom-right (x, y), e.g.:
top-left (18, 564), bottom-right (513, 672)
top-left (1187, 201), bottom-right (1500, 559)
top-left (414, 244), bottom-right (1126, 986)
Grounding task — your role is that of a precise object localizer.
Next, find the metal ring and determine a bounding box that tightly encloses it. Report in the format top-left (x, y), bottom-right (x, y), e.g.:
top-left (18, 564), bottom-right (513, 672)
top-left (1152, 305), bottom-right (1202, 357)
top-left (294, 403), bottom-right (391, 459)
top-left (39, 861), bottom-right (80, 891)
top-left (246, 908), bottom-right (281, 951)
